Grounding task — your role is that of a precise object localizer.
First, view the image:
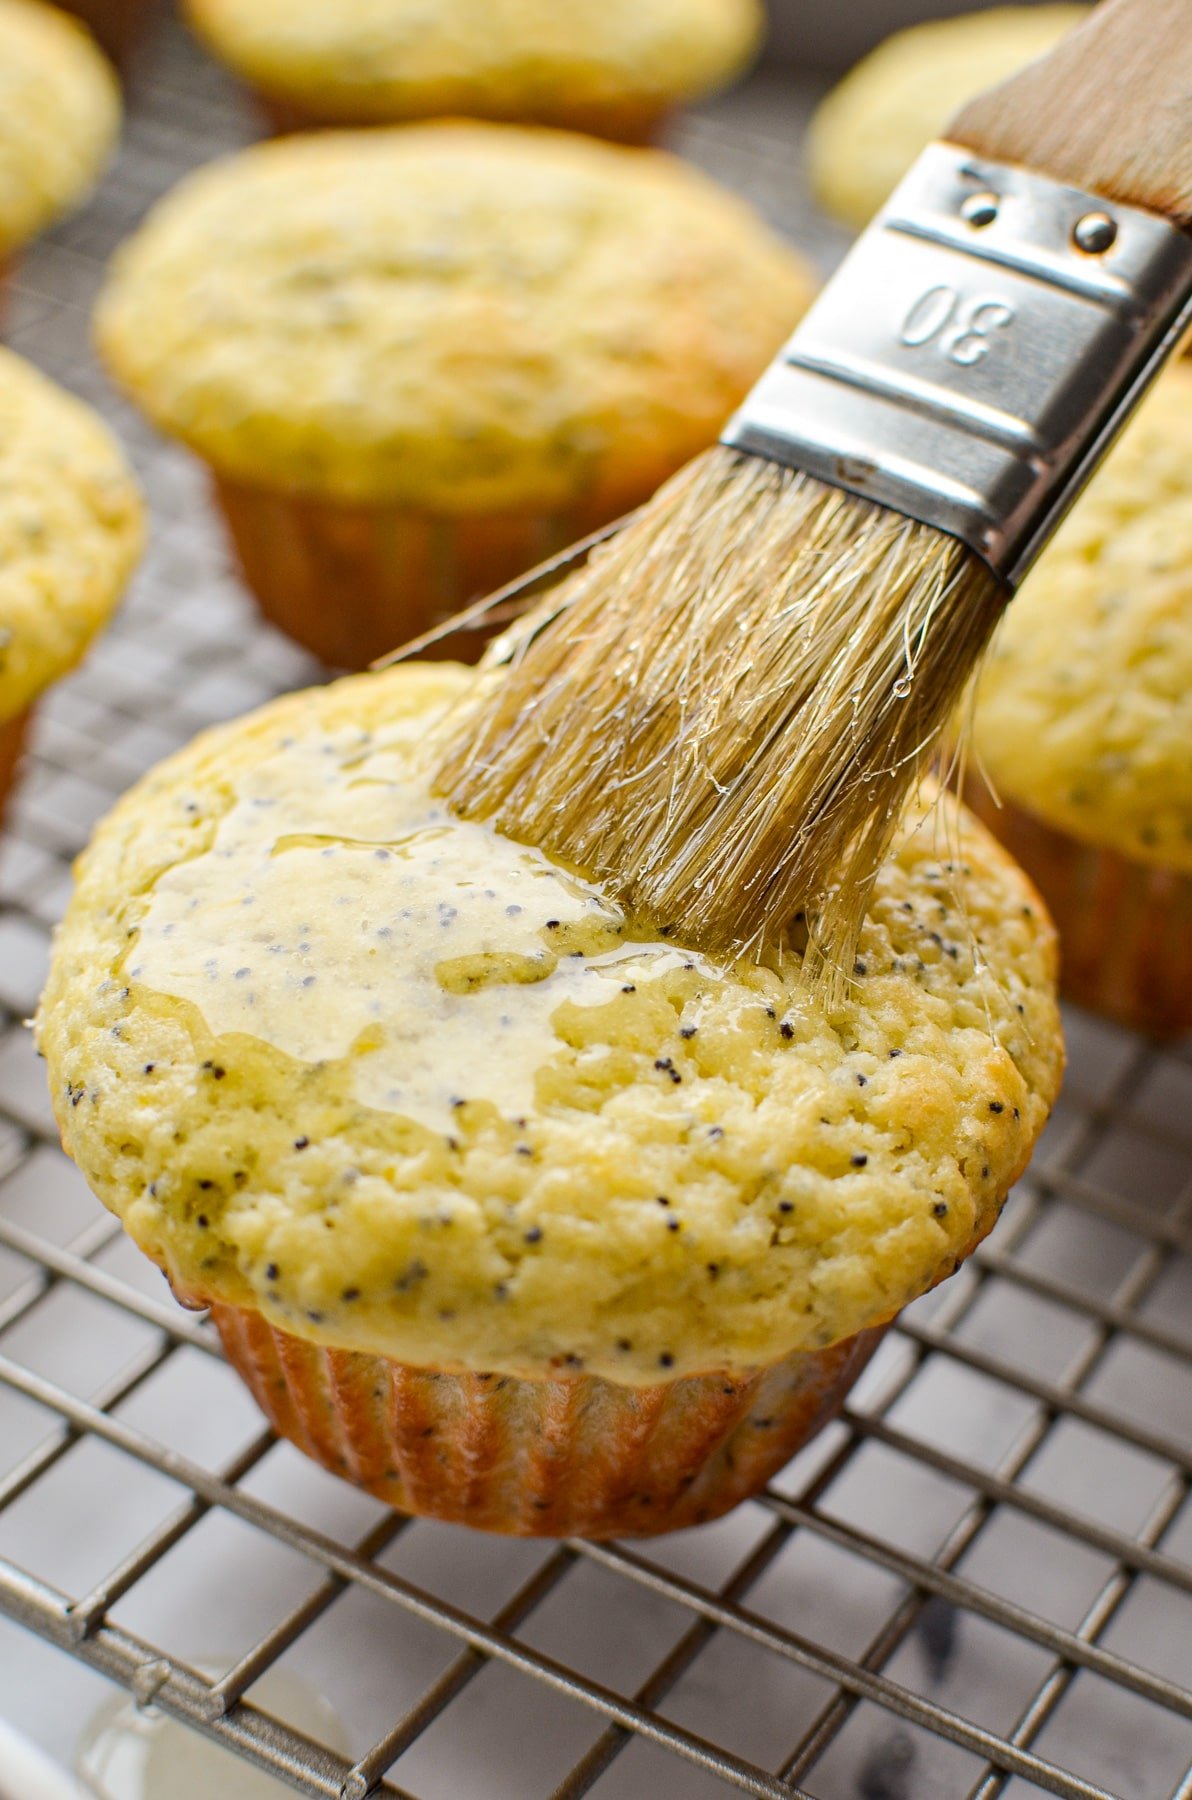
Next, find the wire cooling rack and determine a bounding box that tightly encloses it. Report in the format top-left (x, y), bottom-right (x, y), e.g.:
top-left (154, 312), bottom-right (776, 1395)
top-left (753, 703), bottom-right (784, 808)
top-left (1, 12), bottom-right (1190, 1799)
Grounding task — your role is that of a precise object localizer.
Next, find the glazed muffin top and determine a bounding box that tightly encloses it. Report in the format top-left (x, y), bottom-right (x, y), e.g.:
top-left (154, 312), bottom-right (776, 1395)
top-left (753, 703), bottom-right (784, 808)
top-left (971, 367), bottom-right (1192, 874)
top-left (38, 664), bottom-right (1063, 1385)
top-left (0, 348), bottom-right (142, 723)
top-left (0, 0), bottom-right (120, 258)
top-left (184, 0), bottom-right (763, 127)
top-left (808, 6), bottom-right (1086, 230)
top-left (94, 124), bottom-right (814, 513)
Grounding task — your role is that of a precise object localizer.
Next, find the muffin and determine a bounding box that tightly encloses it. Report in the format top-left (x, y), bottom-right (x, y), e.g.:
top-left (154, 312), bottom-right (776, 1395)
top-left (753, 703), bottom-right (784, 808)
top-left (184, 0), bottom-right (764, 142)
top-left (37, 663), bottom-right (1063, 1538)
top-left (966, 368), bottom-right (1192, 1039)
top-left (94, 122), bottom-right (815, 670)
top-left (58, 0), bottom-right (155, 72)
top-left (0, 347), bottom-right (142, 811)
top-left (809, 6), bottom-right (1086, 230)
top-left (0, 0), bottom-right (120, 311)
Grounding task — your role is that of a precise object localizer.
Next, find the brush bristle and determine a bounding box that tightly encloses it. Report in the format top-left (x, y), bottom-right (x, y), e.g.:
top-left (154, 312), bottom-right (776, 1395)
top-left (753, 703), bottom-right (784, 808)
top-left (434, 446), bottom-right (1009, 995)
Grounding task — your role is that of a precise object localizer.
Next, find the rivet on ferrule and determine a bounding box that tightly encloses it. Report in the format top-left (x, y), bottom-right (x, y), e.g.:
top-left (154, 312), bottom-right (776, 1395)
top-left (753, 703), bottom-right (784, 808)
top-left (1074, 212), bottom-right (1119, 254)
top-left (960, 192), bottom-right (1000, 228)
top-left (722, 142), bottom-right (1192, 587)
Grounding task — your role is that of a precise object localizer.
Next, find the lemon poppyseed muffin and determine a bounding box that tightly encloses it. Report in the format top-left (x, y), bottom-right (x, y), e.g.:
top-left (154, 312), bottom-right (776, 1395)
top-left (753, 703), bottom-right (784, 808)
top-left (39, 663), bottom-right (1063, 1534)
top-left (0, 347), bottom-right (142, 806)
top-left (185, 0), bottom-right (765, 140)
top-left (967, 366), bottom-right (1192, 1035)
top-left (0, 0), bottom-right (120, 267)
top-left (95, 122), bottom-right (817, 669)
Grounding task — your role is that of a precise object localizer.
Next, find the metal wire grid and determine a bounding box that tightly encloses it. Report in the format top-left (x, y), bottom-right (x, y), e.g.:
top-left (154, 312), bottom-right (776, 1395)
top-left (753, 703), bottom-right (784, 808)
top-left (0, 14), bottom-right (1190, 1800)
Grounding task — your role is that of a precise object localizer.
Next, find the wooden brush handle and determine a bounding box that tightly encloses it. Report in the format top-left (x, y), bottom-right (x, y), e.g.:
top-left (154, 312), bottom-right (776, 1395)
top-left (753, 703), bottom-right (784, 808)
top-left (949, 0), bottom-right (1192, 227)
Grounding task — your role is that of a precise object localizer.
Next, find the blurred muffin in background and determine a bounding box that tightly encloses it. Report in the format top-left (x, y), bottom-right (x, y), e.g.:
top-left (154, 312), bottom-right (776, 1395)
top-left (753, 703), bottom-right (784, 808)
top-left (184, 0), bottom-right (764, 141)
top-left (0, 0), bottom-right (120, 306)
top-left (966, 367), bottom-right (1192, 1038)
top-left (57, 0), bottom-right (155, 72)
top-left (0, 347), bottom-right (143, 809)
top-left (95, 122), bottom-right (816, 670)
top-left (809, 5), bottom-right (1086, 230)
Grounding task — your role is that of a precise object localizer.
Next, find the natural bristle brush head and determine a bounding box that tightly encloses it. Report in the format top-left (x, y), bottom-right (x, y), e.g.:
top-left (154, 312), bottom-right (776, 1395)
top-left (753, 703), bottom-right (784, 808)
top-left (435, 450), bottom-right (1008, 991)
top-left (434, 0), bottom-right (1192, 993)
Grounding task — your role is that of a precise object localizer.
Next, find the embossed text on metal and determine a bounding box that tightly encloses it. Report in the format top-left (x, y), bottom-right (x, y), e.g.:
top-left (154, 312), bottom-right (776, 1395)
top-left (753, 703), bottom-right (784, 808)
top-left (723, 142), bottom-right (1192, 584)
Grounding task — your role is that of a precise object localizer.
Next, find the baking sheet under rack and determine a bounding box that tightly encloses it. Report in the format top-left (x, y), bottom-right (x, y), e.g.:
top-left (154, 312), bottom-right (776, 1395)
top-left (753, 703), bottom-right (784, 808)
top-left (1, 11), bottom-right (1191, 1799)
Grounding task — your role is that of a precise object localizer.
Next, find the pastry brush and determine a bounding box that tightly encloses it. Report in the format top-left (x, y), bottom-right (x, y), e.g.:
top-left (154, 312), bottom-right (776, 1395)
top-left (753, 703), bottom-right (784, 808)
top-left (430, 0), bottom-right (1192, 989)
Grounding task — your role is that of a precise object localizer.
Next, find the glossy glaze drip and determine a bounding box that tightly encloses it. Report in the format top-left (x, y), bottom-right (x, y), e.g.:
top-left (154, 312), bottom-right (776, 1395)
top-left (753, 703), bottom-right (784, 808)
top-left (128, 720), bottom-right (717, 1132)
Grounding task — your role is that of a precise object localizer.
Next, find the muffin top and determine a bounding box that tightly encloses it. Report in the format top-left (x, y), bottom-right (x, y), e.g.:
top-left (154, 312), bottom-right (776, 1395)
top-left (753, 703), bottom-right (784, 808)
top-left (95, 124), bottom-right (813, 512)
top-left (184, 0), bottom-right (763, 126)
top-left (808, 6), bottom-right (1086, 230)
top-left (0, 348), bottom-right (142, 722)
top-left (0, 0), bottom-right (120, 258)
top-left (39, 664), bottom-right (1062, 1384)
top-left (971, 368), bottom-right (1192, 874)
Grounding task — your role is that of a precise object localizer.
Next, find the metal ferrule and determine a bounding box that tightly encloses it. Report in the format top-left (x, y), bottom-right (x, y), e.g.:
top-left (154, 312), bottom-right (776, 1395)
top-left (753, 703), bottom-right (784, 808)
top-left (723, 142), bottom-right (1192, 586)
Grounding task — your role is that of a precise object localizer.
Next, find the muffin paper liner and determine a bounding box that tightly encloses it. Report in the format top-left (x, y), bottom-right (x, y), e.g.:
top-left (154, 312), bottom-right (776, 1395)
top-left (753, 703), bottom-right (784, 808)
top-left (212, 476), bottom-right (604, 670)
top-left (255, 91), bottom-right (668, 145)
top-left (0, 709), bottom-right (33, 822)
top-left (60, 0), bottom-right (155, 69)
top-left (209, 1299), bottom-right (887, 1538)
top-left (966, 785), bottom-right (1191, 1037)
